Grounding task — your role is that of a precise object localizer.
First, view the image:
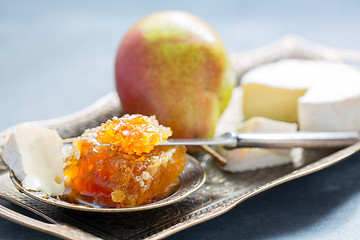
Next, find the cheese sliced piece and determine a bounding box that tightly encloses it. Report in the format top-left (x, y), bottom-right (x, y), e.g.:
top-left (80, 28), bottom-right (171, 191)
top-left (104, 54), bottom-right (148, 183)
top-left (237, 116), bottom-right (298, 132)
top-left (2, 125), bottom-right (65, 196)
top-left (215, 87), bottom-right (243, 135)
top-left (218, 117), bottom-right (297, 172)
top-left (242, 60), bottom-right (360, 131)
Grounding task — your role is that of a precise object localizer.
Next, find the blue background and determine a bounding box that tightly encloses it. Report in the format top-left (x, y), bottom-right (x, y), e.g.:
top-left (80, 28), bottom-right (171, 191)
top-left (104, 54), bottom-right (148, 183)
top-left (1, 0), bottom-right (360, 239)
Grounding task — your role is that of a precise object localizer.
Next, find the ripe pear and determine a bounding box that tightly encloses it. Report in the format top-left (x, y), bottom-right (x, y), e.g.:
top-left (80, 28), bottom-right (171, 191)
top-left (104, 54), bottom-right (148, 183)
top-left (115, 11), bottom-right (236, 138)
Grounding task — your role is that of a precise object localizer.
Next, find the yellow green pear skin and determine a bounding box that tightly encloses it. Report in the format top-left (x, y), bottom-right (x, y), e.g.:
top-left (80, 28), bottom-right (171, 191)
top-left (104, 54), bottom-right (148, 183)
top-left (115, 11), bottom-right (236, 138)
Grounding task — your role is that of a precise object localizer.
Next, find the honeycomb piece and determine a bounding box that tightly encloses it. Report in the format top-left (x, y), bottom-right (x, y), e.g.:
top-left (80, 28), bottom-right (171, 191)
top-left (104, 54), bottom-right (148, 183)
top-left (63, 114), bottom-right (187, 208)
top-left (96, 114), bottom-right (172, 155)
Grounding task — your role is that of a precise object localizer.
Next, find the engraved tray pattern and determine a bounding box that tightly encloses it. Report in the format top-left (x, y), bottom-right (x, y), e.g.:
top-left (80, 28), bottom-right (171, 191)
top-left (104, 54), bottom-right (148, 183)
top-left (0, 35), bottom-right (360, 239)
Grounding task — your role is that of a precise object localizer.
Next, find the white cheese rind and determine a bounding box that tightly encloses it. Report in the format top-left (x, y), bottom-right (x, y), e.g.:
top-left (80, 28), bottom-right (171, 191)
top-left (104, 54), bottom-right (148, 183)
top-left (242, 60), bottom-right (360, 90)
top-left (2, 125), bottom-right (65, 196)
top-left (298, 86), bottom-right (360, 131)
top-left (218, 117), bottom-right (298, 172)
top-left (298, 91), bottom-right (360, 131)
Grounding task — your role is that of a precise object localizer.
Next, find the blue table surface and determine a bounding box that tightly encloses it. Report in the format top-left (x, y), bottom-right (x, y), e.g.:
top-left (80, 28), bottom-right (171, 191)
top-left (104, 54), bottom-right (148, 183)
top-left (1, 1), bottom-right (360, 239)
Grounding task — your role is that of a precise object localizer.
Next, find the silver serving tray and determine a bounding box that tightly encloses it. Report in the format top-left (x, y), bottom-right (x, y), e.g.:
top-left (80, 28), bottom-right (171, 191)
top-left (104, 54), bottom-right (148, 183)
top-left (0, 35), bottom-right (360, 239)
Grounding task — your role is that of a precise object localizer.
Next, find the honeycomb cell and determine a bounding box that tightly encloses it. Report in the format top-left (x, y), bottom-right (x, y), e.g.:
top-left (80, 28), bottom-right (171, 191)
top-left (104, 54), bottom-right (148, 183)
top-left (96, 114), bottom-right (172, 155)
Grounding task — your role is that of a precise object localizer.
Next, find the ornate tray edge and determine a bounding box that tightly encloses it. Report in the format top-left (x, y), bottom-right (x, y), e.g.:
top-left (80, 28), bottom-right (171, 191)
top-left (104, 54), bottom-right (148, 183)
top-left (150, 142), bottom-right (360, 239)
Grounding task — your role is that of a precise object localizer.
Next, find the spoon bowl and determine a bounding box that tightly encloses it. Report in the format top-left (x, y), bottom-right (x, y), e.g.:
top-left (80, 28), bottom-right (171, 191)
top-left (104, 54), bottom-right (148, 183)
top-left (10, 155), bottom-right (205, 213)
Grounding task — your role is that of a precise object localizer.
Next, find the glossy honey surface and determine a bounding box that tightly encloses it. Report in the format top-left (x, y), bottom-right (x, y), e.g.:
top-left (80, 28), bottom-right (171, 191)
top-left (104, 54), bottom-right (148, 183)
top-left (64, 115), bottom-right (187, 207)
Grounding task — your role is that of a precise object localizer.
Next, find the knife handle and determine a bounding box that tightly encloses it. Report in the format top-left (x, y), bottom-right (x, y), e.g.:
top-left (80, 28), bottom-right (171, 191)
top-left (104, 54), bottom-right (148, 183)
top-left (228, 132), bottom-right (360, 149)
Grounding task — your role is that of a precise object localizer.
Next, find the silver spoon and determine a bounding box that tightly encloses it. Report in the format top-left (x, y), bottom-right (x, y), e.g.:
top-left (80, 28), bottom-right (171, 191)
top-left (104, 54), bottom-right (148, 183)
top-left (159, 131), bottom-right (360, 149)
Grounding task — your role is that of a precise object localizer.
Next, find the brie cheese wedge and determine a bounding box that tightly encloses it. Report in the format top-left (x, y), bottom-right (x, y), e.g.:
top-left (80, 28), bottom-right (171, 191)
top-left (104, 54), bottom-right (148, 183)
top-left (2, 125), bottom-right (65, 196)
top-left (218, 117), bottom-right (298, 172)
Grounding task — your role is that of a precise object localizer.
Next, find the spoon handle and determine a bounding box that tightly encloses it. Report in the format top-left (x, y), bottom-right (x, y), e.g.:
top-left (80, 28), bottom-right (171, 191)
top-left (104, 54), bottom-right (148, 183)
top-left (232, 131), bottom-right (360, 149)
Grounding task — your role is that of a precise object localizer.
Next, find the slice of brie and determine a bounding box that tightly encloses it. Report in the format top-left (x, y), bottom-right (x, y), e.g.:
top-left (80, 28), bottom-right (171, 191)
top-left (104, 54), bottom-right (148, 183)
top-left (218, 117), bottom-right (298, 172)
top-left (2, 125), bottom-right (65, 196)
top-left (241, 60), bottom-right (360, 131)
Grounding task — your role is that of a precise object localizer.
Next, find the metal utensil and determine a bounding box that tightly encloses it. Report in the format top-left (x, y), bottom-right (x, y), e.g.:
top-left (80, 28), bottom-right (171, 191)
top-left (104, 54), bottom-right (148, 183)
top-left (159, 131), bottom-right (360, 149)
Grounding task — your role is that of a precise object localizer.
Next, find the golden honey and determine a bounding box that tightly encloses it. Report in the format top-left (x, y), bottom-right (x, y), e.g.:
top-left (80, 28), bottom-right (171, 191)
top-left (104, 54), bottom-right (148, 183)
top-left (64, 115), bottom-right (187, 208)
